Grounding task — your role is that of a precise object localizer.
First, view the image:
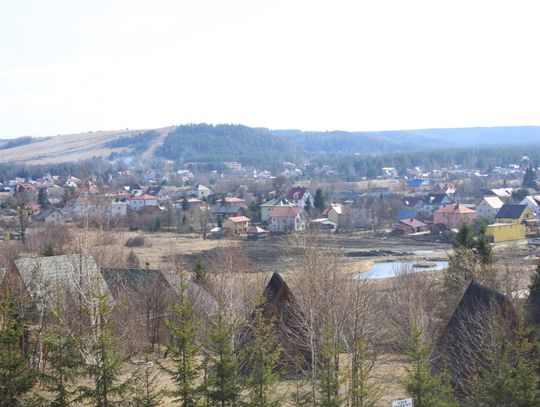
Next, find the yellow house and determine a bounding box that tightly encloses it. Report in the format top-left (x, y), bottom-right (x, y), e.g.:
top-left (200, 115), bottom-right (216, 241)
top-left (485, 204), bottom-right (535, 243)
top-left (223, 216), bottom-right (250, 236)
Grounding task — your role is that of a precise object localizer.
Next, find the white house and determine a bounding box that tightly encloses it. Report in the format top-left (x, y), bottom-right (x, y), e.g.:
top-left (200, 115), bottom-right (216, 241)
top-left (476, 196), bottom-right (505, 222)
top-left (285, 187), bottom-right (312, 209)
top-left (128, 194), bottom-right (159, 211)
top-left (520, 196), bottom-right (540, 217)
top-left (197, 184), bottom-right (213, 200)
top-left (269, 206), bottom-right (307, 233)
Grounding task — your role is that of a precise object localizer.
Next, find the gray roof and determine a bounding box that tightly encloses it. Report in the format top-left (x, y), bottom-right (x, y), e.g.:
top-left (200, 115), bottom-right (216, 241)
top-left (13, 254), bottom-right (110, 306)
top-left (496, 204), bottom-right (528, 219)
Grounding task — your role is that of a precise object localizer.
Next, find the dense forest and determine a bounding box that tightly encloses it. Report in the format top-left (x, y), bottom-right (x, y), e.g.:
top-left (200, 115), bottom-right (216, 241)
top-left (156, 124), bottom-right (301, 170)
top-left (309, 144), bottom-right (540, 179)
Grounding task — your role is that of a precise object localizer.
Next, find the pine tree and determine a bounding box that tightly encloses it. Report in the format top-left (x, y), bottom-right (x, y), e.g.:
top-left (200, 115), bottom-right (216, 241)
top-left (161, 272), bottom-right (201, 406)
top-left (41, 322), bottom-right (84, 407)
top-left (78, 289), bottom-right (131, 407)
top-left (38, 187), bottom-right (49, 208)
top-left (403, 324), bottom-right (458, 407)
top-left (304, 197), bottom-right (312, 213)
top-left (523, 166), bottom-right (538, 189)
top-left (347, 332), bottom-right (380, 407)
top-left (193, 256), bottom-right (206, 284)
top-left (314, 189), bottom-right (325, 213)
top-left (243, 304), bottom-right (282, 407)
top-left (0, 296), bottom-right (36, 407)
top-left (130, 360), bottom-right (164, 407)
top-left (317, 328), bottom-right (342, 407)
top-left (202, 311), bottom-right (241, 406)
top-left (471, 322), bottom-right (540, 407)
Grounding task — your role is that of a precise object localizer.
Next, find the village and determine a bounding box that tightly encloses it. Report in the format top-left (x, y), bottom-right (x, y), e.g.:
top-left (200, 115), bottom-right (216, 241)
top-left (1, 156), bottom-right (540, 406)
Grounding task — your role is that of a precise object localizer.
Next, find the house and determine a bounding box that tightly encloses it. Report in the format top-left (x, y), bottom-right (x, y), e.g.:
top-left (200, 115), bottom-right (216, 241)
top-left (286, 187), bottom-right (312, 209)
top-left (260, 198), bottom-right (294, 223)
top-left (476, 196), bottom-right (504, 222)
top-left (211, 203), bottom-right (243, 219)
top-left (323, 203), bottom-right (362, 230)
top-left (309, 218), bottom-right (337, 232)
top-left (222, 216), bottom-right (250, 236)
top-left (4, 254), bottom-right (111, 309)
top-left (431, 182), bottom-right (457, 195)
top-left (520, 196), bottom-right (540, 217)
top-left (175, 197), bottom-right (204, 211)
top-left (433, 281), bottom-right (517, 396)
top-left (406, 179), bottom-right (430, 193)
top-left (32, 208), bottom-right (65, 226)
top-left (394, 218), bottom-right (428, 235)
top-left (222, 196), bottom-right (245, 207)
top-left (485, 204), bottom-right (536, 242)
top-left (145, 186), bottom-right (169, 202)
top-left (421, 193), bottom-right (454, 217)
top-left (197, 184), bottom-right (213, 200)
top-left (269, 206), bottom-right (307, 233)
top-left (128, 194), bottom-right (159, 211)
top-left (109, 200), bottom-right (128, 217)
top-left (247, 225), bottom-right (269, 240)
top-left (401, 196), bottom-right (423, 209)
top-left (396, 209), bottom-right (422, 221)
top-left (433, 204), bottom-right (477, 229)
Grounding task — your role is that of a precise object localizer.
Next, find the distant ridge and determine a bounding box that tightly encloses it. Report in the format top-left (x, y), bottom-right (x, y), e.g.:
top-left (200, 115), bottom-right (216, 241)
top-left (1, 124), bottom-right (540, 165)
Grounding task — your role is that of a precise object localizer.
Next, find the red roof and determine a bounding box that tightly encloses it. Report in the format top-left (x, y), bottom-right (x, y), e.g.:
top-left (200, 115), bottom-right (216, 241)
top-left (286, 187), bottom-right (309, 201)
top-left (435, 204), bottom-right (476, 215)
top-left (227, 216), bottom-right (250, 223)
top-left (270, 206), bottom-right (303, 218)
top-left (130, 194), bottom-right (157, 201)
top-left (399, 218), bottom-right (427, 228)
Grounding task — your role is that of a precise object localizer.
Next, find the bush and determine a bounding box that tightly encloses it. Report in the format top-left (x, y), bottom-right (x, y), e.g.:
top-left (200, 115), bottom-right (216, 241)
top-left (125, 236), bottom-right (145, 247)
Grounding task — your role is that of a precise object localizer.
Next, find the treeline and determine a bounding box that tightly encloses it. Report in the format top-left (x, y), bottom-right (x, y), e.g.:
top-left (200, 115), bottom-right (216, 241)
top-left (0, 136), bottom-right (38, 150)
top-left (309, 144), bottom-right (540, 179)
top-left (105, 130), bottom-right (160, 153)
top-left (156, 124), bottom-right (301, 170)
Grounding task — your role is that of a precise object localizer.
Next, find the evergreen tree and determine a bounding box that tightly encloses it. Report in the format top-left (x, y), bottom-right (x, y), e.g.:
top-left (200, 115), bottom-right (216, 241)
top-left (42, 332), bottom-right (83, 406)
top-left (38, 187), bottom-right (49, 208)
top-left (161, 272), bottom-right (201, 406)
top-left (243, 304), bottom-right (282, 407)
top-left (193, 256), bottom-right (207, 284)
top-left (130, 360), bottom-right (164, 407)
top-left (314, 189), bottom-right (325, 213)
top-left (0, 296), bottom-right (36, 407)
top-left (470, 322), bottom-right (540, 407)
top-left (452, 223), bottom-right (475, 249)
top-left (317, 328), bottom-right (342, 407)
top-left (202, 311), bottom-right (241, 406)
top-left (347, 332), bottom-right (380, 407)
top-left (79, 289), bottom-right (130, 406)
top-left (523, 166), bottom-right (538, 189)
top-left (403, 324), bottom-right (458, 407)
top-left (304, 197), bottom-right (312, 213)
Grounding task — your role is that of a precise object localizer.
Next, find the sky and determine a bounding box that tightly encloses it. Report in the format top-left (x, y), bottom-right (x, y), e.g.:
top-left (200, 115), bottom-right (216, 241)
top-left (1, 0), bottom-right (540, 138)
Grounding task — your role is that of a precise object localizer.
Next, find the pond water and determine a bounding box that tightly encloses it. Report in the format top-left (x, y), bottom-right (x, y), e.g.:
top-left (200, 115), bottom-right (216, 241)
top-left (355, 260), bottom-right (449, 280)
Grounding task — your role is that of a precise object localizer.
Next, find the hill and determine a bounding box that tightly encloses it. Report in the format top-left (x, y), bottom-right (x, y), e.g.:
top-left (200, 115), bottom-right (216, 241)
top-left (1, 124), bottom-right (540, 166)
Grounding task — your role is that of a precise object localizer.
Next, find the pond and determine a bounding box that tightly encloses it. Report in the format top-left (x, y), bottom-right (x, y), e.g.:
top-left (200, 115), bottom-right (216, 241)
top-left (355, 260), bottom-right (449, 280)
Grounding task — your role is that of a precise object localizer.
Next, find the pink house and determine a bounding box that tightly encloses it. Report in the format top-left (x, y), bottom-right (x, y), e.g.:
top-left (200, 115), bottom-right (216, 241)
top-left (434, 204), bottom-right (477, 229)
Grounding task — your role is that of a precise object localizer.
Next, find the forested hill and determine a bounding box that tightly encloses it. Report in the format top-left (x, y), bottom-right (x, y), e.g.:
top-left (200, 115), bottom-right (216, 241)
top-left (155, 124), bottom-right (301, 169)
top-left (2, 124), bottom-right (540, 166)
top-left (272, 126), bottom-right (540, 155)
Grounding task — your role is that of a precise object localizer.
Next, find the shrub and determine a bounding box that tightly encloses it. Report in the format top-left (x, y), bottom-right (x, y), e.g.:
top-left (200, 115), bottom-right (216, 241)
top-left (125, 236), bottom-right (145, 247)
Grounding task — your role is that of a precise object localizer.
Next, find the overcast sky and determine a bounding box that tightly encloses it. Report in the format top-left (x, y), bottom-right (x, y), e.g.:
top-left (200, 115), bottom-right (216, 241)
top-left (1, 0), bottom-right (540, 138)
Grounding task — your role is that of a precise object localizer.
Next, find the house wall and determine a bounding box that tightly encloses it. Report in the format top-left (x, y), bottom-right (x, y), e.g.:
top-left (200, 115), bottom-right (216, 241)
top-left (486, 223), bottom-right (525, 243)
